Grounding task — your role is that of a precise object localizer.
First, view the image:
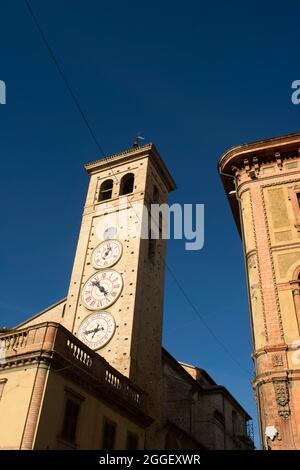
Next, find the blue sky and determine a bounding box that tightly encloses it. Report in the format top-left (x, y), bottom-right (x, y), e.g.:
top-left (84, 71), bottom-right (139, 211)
top-left (1, 0), bottom-right (300, 447)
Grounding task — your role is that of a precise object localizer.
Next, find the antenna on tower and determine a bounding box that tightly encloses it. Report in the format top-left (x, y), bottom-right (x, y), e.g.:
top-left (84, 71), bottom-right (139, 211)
top-left (133, 134), bottom-right (145, 148)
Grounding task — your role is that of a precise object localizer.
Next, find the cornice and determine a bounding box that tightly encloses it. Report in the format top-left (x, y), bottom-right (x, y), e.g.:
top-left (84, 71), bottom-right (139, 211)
top-left (252, 344), bottom-right (288, 359)
top-left (219, 131), bottom-right (300, 172)
top-left (219, 133), bottom-right (300, 234)
top-left (85, 143), bottom-right (153, 169)
top-left (253, 369), bottom-right (300, 388)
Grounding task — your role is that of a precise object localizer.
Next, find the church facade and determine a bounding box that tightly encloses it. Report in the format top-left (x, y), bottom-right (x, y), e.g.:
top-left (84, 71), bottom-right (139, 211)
top-left (0, 144), bottom-right (253, 450)
top-left (219, 132), bottom-right (300, 450)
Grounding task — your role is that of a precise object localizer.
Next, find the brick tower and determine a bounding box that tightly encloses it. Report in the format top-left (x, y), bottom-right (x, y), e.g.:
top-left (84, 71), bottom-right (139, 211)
top-left (62, 144), bottom-right (176, 448)
top-left (219, 132), bottom-right (300, 449)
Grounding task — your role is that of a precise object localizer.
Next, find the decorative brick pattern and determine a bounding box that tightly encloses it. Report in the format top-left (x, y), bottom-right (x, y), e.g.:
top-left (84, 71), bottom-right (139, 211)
top-left (219, 133), bottom-right (300, 449)
top-left (251, 185), bottom-right (283, 343)
top-left (248, 190), bottom-right (268, 342)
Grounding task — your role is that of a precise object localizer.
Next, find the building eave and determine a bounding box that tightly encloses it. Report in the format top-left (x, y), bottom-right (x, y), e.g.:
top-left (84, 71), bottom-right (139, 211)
top-left (179, 360), bottom-right (217, 386)
top-left (163, 348), bottom-right (252, 421)
top-left (201, 385), bottom-right (252, 421)
top-left (218, 130), bottom-right (300, 173)
top-left (218, 130), bottom-right (300, 235)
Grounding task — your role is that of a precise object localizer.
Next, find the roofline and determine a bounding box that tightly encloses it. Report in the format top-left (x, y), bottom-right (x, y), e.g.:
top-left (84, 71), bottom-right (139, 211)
top-left (84, 143), bottom-right (177, 193)
top-left (14, 297), bottom-right (67, 329)
top-left (201, 384), bottom-right (252, 421)
top-left (162, 347), bottom-right (199, 387)
top-left (162, 348), bottom-right (252, 420)
top-left (85, 143), bottom-right (154, 169)
top-left (179, 360), bottom-right (216, 385)
top-left (218, 130), bottom-right (300, 171)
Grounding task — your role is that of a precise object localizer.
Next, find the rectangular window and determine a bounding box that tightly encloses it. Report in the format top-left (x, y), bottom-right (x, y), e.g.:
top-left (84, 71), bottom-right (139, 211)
top-left (126, 431), bottom-right (139, 450)
top-left (0, 379), bottom-right (7, 401)
top-left (61, 398), bottom-right (81, 443)
top-left (297, 193), bottom-right (300, 209)
top-left (101, 418), bottom-right (117, 450)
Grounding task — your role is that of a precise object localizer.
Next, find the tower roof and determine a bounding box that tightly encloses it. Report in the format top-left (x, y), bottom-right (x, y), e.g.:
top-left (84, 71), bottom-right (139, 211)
top-left (85, 143), bottom-right (177, 192)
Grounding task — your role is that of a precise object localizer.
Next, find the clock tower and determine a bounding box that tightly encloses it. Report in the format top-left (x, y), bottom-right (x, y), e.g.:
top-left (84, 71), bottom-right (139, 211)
top-left (62, 144), bottom-right (176, 447)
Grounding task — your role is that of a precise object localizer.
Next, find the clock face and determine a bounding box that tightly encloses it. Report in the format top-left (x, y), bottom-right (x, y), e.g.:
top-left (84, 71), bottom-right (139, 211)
top-left (82, 270), bottom-right (123, 310)
top-left (77, 312), bottom-right (116, 350)
top-left (92, 240), bottom-right (122, 269)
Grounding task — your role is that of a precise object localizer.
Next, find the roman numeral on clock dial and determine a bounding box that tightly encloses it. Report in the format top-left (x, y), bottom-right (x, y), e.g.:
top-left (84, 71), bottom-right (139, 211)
top-left (82, 270), bottom-right (123, 310)
top-left (77, 312), bottom-right (116, 350)
top-left (91, 240), bottom-right (122, 269)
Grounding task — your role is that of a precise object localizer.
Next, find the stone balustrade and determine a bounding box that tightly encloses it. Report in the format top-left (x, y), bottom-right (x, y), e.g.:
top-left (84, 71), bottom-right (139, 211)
top-left (0, 322), bottom-right (143, 407)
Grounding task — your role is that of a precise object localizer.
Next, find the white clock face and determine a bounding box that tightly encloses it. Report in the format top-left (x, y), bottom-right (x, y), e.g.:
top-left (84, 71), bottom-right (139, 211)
top-left (92, 240), bottom-right (122, 269)
top-left (77, 312), bottom-right (115, 350)
top-left (82, 270), bottom-right (123, 310)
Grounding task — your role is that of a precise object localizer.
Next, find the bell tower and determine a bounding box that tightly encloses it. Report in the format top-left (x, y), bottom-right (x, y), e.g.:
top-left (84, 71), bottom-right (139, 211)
top-left (219, 132), bottom-right (300, 450)
top-left (62, 144), bottom-right (176, 447)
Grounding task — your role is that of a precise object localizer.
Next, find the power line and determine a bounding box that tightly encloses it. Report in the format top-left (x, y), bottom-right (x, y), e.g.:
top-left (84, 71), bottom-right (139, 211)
top-left (24, 0), bottom-right (106, 157)
top-left (24, 0), bottom-right (252, 377)
top-left (166, 267), bottom-right (252, 375)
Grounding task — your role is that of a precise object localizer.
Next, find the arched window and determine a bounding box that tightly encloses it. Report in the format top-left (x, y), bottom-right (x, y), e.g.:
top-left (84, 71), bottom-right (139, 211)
top-left (292, 266), bottom-right (300, 284)
top-left (99, 179), bottom-right (113, 201)
top-left (119, 173), bottom-right (134, 196)
top-left (153, 185), bottom-right (159, 203)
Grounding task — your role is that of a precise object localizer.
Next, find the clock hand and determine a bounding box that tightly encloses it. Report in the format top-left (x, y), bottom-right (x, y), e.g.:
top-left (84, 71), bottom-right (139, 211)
top-left (85, 324), bottom-right (105, 337)
top-left (102, 247), bottom-right (112, 259)
top-left (85, 327), bottom-right (98, 335)
top-left (92, 280), bottom-right (108, 295)
top-left (98, 283), bottom-right (108, 296)
top-left (92, 324), bottom-right (100, 339)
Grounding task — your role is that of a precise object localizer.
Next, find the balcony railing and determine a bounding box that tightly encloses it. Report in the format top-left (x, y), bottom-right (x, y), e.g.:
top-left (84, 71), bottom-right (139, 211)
top-left (0, 322), bottom-right (143, 408)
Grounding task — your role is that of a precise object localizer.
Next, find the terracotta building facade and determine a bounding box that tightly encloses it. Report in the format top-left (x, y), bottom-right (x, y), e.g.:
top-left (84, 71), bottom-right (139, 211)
top-left (219, 132), bottom-right (300, 450)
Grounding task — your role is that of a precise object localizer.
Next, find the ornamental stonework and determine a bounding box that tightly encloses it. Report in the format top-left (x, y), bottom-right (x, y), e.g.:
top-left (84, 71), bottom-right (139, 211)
top-left (272, 354), bottom-right (283, 367)
top-left (273, 380), bottom-right (290, 419)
